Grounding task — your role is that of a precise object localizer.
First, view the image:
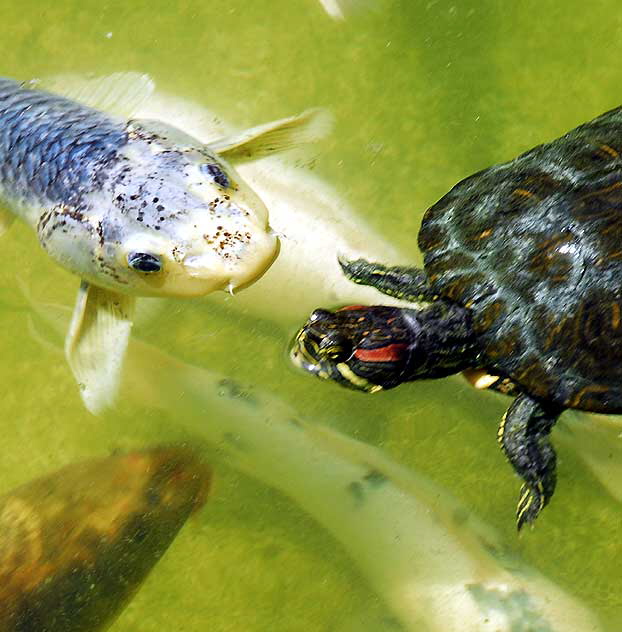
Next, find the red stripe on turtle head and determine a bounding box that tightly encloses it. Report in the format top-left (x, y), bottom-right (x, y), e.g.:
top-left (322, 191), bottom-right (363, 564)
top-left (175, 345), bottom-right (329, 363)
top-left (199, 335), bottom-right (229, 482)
top-left (354, 343), bottom-right (408, 363)
top-left (338, 305), bottom-right (367, 311)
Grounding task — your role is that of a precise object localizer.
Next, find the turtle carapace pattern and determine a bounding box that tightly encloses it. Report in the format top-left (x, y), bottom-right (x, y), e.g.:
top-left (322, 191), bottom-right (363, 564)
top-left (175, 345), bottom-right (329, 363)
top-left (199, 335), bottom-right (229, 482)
top-left (290, 104), bottom-right (622, 530)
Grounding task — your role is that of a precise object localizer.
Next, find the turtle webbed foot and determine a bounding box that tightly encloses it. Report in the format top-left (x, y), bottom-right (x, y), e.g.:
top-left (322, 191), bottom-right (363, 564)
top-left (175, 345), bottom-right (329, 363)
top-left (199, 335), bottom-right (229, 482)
top-left (497, 393), bottom-right (562, 531)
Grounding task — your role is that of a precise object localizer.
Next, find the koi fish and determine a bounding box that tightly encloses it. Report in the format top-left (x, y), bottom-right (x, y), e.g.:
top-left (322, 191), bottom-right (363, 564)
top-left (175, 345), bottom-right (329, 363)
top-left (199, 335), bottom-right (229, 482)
top-left (0, 72), bottom-right (327, 412)
top-left (0, 445), bottom-right (211, 631)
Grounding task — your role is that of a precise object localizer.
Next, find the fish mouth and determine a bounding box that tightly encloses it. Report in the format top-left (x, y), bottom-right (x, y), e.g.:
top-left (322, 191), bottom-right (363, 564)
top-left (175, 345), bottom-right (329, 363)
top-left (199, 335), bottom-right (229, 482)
top-left (226, 236), bottom-right (281, 293)
top-left (144, 445), bottom-right (213, 513)
top-left (179, 231), bottom-right (279, 295)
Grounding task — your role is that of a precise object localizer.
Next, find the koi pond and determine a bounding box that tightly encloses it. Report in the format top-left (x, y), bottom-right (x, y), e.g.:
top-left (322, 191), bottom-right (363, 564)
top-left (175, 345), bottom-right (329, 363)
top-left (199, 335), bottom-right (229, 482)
top-left (0, 1), bottom-right (620, 630)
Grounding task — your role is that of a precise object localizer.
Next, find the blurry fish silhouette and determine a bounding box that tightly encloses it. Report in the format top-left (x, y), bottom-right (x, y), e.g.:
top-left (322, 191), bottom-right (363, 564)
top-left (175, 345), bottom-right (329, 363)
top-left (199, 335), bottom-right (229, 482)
top-left (0, 445), bottom-right (211, 632)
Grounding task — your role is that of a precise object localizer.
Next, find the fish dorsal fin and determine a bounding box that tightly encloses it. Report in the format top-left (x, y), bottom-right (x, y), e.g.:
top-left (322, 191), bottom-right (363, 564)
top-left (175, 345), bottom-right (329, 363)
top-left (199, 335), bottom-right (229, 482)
top-left (65, 281), bottom-right (135, 415)
top-left (207, 107), bottom-right (334, 163)
top-left (28, 72), bottom-right (155, 119)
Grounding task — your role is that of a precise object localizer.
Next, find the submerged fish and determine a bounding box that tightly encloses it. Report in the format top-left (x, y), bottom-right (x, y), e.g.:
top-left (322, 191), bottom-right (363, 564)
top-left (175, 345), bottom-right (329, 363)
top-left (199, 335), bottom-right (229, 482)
top-left (24, 299), bottom-right (604, 632)
top-left (0, 73), bottom-right (326, 412)
top-left (127, 89), bottom-right (410, 325)
top-left (0, 445), bottom-right (211, 632)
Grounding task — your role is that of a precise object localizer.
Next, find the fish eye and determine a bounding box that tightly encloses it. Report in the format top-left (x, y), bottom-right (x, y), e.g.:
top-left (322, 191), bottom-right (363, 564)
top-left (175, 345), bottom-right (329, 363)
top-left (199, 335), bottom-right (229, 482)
top-left (319, 331), bottom-right (352, 362)
top-left (127, 252), bottom-right (163, 273)
top-left (200, 163), bottom-right (230, 189)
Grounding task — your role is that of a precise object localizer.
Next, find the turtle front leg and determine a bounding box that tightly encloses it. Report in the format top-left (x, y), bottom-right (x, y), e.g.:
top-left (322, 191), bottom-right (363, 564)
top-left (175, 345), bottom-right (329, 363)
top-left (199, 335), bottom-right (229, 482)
top-left (338, 257), bottom-right (437, 302)
top-left (497, 393), bottom-right (562, 530)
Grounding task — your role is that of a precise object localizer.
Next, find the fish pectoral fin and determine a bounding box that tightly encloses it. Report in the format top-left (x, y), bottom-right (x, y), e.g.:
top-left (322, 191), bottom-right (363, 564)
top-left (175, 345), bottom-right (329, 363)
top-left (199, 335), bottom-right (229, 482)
top-left (0, 207), bottom-right (15, 236)
top-left (27, 72), bottom-right (155, 119)
top-left (208, 107), bottom-right (333, 163)
top-left (65, 281), bottom-right (136, 415)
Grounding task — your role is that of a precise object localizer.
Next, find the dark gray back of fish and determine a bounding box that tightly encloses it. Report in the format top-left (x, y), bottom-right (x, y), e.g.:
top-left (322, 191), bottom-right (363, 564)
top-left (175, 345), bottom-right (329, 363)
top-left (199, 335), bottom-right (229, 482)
top-left (0, 78), bottom-right (128, 209)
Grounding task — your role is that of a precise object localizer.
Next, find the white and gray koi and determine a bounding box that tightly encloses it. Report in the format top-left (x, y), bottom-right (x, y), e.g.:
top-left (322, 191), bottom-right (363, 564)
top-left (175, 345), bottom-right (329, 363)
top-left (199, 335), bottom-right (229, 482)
top-left (0, 73), bottom-right (327, 413)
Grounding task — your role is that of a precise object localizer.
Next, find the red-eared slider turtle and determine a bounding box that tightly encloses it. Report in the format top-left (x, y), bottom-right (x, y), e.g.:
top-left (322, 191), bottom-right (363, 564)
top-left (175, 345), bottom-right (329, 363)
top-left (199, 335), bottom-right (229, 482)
top-left (290, 105), bottom-right (622, 530)
top-left (0, 445), bottom-right (211, 631)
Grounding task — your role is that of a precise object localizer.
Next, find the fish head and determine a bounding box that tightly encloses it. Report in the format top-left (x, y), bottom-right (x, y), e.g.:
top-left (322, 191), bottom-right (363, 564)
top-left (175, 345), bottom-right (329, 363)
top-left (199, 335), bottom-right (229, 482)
top-left (0, 445), bottom-right (212, 605)
top-left (113, 137), bottom-right (280, 297)
top-left (115, 150), bottom-right (280, 297)
top-left (37, 134), bottom-right (279, 297)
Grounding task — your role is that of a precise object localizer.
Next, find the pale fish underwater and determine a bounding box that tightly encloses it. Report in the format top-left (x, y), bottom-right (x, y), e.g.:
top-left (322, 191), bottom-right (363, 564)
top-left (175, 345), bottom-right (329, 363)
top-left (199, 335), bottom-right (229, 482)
top-left (0, 72), bottom-right (328, 413)
top-left (27, 300), bottom-right (603, 632)
top-left (132, 89), bottom-right (413, 327)
top-left (0, 445), bottom-right (211, 632)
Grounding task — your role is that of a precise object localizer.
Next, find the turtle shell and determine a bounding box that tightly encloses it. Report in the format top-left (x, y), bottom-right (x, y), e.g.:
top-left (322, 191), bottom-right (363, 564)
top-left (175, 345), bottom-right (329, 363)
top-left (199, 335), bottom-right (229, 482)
top-left (418, 105), bottom-right (622, 413)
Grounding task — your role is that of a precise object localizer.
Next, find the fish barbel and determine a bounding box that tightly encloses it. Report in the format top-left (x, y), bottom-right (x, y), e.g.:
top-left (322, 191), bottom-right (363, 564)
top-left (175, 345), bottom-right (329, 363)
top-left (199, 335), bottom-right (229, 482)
top-left (0, 73), bottom-right (329, 412)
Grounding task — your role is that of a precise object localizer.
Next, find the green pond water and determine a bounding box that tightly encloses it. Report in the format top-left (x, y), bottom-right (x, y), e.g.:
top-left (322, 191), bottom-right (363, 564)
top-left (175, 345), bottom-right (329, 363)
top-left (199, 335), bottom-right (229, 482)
top-left (1, 0), bottom-right (622, 630)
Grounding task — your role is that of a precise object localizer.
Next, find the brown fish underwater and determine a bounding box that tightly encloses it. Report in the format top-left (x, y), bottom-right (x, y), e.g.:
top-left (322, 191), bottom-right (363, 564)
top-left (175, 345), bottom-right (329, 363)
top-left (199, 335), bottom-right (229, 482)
top-left (0, 445), bottom-right (211, 632)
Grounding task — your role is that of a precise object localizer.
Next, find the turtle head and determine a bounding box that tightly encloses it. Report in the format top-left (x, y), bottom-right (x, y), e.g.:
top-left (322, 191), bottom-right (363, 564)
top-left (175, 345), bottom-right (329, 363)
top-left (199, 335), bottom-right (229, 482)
top-left (290, 305), bottom-right (417, 393)
top-left (290, 303), bottom-right (477, 392)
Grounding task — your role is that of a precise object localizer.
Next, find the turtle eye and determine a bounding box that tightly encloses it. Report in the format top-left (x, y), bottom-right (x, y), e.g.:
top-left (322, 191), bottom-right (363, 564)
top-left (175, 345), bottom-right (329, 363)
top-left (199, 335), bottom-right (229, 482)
top-left (128, 252), bottom-right (162, 273)
top-left (200, 163), bottom-right (230, 189)
top-left (310, 308), bottom-right (332, 322)
top-left (319, 331), bottom-right (352, 362)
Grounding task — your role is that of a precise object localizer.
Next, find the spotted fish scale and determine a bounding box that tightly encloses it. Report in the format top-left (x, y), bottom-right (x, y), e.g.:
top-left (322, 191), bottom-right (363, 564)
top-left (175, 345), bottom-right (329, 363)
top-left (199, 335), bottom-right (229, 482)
top-left (0, 78), bottom-right (127, 215)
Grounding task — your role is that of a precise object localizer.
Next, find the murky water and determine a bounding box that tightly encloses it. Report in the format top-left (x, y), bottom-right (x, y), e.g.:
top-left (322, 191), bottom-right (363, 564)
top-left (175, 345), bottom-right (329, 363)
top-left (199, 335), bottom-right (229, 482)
top-left (2, 0), bottom-right (622, 630)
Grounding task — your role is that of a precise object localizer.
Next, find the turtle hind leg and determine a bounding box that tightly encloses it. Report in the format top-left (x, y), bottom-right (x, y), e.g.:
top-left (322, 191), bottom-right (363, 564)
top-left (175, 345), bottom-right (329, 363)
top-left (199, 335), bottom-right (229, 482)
top-left (338, 257), bottom-right (436, 302)
top-left (497, 393), bottom-right (562, 531)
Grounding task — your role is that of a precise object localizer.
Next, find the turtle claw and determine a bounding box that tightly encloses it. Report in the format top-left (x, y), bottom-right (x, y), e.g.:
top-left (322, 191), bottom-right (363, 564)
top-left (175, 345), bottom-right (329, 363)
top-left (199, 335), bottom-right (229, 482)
top-left (516, 482), bottom-right (546, 531)
top-left (337, 256), bottom-right (435, 302)
top-left (337, 256), bottom-right (373, 282)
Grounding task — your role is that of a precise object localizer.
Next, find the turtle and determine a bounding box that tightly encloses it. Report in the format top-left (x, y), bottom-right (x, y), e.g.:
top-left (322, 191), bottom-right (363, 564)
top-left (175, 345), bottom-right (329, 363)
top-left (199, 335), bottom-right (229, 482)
top-left (290, 104), bottom-right (622, 530)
